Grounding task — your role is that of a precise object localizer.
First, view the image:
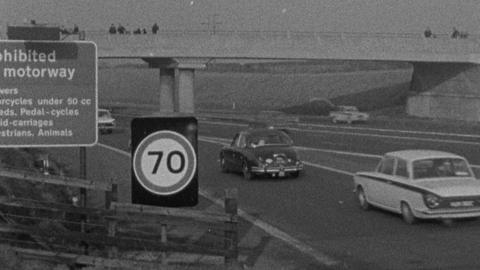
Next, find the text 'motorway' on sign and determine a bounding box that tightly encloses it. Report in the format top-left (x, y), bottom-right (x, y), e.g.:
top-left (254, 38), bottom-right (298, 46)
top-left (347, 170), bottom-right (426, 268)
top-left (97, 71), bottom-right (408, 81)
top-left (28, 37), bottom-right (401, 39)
top-left (0, 40), bottom-right (97, 147)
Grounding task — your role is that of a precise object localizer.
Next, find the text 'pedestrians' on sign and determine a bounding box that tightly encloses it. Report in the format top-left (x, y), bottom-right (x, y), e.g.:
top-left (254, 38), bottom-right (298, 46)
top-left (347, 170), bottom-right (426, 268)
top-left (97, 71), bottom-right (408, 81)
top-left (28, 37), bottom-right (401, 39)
top-left (0, 41), bottom-right (97, 147)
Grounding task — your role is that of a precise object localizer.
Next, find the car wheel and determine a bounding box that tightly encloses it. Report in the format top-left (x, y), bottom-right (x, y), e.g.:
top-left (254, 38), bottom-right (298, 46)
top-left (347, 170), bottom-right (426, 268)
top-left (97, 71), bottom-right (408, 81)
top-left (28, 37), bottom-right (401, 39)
top-left (242, 162), bottom-right (254, 180)
top-left (356, 187), bottom-right (370, 211)
top-left (220, 155), bottom-right (229, 173)
top-left (291, 171), bottom-right (300, 178)
top-left (401, 202), bottom-right (417, 225)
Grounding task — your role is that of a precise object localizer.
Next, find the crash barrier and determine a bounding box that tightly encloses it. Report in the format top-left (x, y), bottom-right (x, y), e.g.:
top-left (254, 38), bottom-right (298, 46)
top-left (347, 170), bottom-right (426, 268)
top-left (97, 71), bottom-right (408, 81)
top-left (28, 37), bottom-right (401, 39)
top-left (0, 167), bottom-right (239, 269)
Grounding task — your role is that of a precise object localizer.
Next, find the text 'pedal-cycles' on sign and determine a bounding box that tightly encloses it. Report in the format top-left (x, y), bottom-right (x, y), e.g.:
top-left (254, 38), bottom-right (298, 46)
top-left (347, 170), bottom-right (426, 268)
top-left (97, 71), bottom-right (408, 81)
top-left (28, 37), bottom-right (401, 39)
top-left (0, 40), bottom-right (97, 147)
top-left (133, 130), bottom-right (197, 196)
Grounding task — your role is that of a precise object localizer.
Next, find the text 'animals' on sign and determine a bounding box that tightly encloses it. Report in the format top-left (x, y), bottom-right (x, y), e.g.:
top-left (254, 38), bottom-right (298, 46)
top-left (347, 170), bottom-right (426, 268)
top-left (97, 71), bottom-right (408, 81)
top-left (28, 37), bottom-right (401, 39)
top-left (0, 41), bottom-right (97, 147)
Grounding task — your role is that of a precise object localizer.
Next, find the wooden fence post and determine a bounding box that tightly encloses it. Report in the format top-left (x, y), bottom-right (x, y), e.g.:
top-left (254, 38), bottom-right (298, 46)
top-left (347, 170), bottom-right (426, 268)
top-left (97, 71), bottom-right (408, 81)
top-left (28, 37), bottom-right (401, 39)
top-left (161, 224), bottom-right (168, 265)
top-left (224, 188), bottom-right (238, 266)
top-left (105, 180), bottom-right (118, 210)
top-left (107, 181), bottom-right (118, 259)
top-left (107, 216), bottom-right (118, 258)
top-left (79, 147), bottom-right (88, 255)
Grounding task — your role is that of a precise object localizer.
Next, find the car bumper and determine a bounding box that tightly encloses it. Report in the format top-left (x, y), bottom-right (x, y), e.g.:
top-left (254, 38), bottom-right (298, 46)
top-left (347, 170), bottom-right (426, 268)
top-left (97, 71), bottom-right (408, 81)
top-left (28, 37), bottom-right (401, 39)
top-left (251, 164), bottom-right (304, 175)
top-left (98, 124), bottom-right (115, 130)
top-left (414, 207), bottom-right (480, 219)
top-left (349, 117), bottom-right (369, 122)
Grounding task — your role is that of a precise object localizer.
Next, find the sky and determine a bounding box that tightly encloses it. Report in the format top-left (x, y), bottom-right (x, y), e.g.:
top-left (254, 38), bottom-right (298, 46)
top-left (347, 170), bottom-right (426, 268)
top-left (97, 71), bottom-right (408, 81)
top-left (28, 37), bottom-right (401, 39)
top-left (1, 0), bottom-right (479, 35)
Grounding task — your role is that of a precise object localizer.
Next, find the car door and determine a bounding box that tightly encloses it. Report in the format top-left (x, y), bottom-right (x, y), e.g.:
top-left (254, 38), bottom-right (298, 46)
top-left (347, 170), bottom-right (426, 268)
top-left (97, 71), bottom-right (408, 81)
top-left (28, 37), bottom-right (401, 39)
top-left (223, 134), bottom-right (239, 171)
top-left (375, 157), bottom-right (398, 209)
top-left (383, 158), bottom-right (410, 210)
top-left (232, 132), bottom-right (248, 171)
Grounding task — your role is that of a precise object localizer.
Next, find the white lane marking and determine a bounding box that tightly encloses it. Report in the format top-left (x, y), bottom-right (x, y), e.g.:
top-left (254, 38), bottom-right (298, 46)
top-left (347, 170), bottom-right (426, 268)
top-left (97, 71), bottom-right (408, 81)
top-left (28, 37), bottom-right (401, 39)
top-left (113, 113), bottom-right (480, 140)
top-left (200, 120), bottom-right (480, 145)
top-left (295, 146), bottom-right (381, 159)
top-left (297, 122), bottom-right (480, 139)
top-left (199, 136), bottom-right (231, 145)
top-left (288, 126), bottom-right (480, 146)
top-left (200, 135), bottom-right (480, 169)
top-left (97, 142), bottom-right (339, 266)
top-left (201, 120), bottom-right (246, 127)
top-left (99, 143), bottom-right (130, 156)
top-left (201, 119), bottom-right (480, 139)
top-left (199, 189), bottom-right (339, 266)
top-left (303, 161), bottom-right (355, 176)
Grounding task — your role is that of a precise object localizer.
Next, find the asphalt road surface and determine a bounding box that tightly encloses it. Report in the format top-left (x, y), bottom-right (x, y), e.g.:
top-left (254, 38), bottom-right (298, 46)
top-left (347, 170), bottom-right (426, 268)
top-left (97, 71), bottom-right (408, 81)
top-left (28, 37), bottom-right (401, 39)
top-left (99, 116), bottom-right (480, 270)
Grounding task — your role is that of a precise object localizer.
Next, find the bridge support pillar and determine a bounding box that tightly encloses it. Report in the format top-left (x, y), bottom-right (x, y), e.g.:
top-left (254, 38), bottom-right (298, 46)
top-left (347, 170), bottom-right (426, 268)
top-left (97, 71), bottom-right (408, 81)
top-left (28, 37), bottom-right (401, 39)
top-left (407, 62), bottom-right (480, 121)
top-left (145, 58), bottom-right (207, 113)
top-left (174, 68), bottom-right (195, 113)
top-left (159, 68), bottom-right (175, 113)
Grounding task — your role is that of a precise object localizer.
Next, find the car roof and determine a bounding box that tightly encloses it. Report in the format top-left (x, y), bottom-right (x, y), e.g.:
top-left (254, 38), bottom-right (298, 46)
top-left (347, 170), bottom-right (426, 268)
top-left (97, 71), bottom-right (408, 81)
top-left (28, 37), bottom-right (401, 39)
top-left (244, 128), bottom-right (286, 136)
top-left (385, 150), bottom-right (465, 161)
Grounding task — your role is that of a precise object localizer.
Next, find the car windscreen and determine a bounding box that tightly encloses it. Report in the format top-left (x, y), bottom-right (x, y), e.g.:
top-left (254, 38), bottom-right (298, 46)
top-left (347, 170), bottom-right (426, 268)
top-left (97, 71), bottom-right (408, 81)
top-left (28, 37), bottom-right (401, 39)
top-left (247, 131), bottom-right (293, 147)
top-left (98, 111), bottom-right (110, 118)
top-left (412, 158), bottom-right (472, 179)
top-left (338, 106), bottom-right (358, 112)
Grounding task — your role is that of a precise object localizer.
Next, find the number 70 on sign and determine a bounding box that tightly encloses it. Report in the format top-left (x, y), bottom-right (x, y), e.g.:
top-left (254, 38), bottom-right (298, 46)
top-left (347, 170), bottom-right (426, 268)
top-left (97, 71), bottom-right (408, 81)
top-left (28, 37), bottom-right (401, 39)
top-left (133, 130), bottom-right (197, 196)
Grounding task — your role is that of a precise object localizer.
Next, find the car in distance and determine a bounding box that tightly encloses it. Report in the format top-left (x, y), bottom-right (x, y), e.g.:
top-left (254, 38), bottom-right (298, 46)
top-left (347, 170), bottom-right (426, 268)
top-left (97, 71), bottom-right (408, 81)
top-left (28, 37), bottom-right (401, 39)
top-left (219, 127), bottom-right (303, 180)
top-left (97, 108), bottom-right (115, 134)
top-left (353, 150), bottom-right (480, 224)
top-left (329, 105), bottom-right (369, 124)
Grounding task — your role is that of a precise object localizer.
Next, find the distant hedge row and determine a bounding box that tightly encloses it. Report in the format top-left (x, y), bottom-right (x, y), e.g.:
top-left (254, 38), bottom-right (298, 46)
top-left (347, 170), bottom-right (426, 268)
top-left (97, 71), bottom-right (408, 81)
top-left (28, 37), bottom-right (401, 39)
top-left (205, 60), bottom-right (411, 73)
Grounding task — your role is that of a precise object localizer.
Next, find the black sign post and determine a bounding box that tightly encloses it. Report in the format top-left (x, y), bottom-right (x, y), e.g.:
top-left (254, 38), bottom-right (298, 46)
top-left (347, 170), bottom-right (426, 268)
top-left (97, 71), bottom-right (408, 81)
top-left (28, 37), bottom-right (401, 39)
top-left (131, 116), bottom-right (198, 207)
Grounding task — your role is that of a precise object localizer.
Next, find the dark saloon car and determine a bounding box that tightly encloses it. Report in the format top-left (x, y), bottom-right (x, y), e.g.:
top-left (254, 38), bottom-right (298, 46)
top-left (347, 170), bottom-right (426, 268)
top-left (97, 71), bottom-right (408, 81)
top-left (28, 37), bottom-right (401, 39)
top-left (219, 127), bottom-right (304, 179)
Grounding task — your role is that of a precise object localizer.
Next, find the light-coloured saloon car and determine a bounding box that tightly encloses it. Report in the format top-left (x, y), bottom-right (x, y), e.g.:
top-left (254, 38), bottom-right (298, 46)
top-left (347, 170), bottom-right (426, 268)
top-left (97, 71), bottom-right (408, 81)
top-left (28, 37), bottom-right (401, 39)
top-left (97, 108), bottom-right (116, 134)
top-left (354, 150), bottom-right (480, 224)
top-left (329, 105), bottom-right (369, 124)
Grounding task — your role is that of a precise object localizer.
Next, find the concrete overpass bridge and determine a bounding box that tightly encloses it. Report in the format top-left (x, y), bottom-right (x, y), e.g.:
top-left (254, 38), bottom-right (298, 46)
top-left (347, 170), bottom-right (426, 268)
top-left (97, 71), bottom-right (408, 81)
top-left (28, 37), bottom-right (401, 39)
top-left (80, 30), bottom-right (480, 121)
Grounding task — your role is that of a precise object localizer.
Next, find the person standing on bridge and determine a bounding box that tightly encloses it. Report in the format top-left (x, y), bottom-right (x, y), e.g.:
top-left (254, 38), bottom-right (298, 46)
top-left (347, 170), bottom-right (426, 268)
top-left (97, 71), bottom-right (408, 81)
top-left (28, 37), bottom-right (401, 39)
top-left (424, 27), bottom-right (433, 38)
top-left (73, 24), bottom-right (79, 34)
top-left (117, 23), bottom-right (126, 34)
top-left (451, 27), bottom-right (460, 39)
top-left (152, 23), bottom-right (159, 34)
top-left (109, 24), bottom-right (116, 34)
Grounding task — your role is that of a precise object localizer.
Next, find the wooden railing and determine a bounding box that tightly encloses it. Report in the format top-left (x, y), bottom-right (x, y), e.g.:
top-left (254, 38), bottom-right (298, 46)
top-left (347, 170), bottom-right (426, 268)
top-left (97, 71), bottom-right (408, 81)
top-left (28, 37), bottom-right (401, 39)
top-left (0, 167), bottom-right (238, 269)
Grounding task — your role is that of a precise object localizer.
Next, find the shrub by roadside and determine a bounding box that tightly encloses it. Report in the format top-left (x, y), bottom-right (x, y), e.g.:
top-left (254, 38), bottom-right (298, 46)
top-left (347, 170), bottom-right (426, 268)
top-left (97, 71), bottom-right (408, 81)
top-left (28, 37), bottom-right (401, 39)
top-left (0, 148), bottom-right (77, 270)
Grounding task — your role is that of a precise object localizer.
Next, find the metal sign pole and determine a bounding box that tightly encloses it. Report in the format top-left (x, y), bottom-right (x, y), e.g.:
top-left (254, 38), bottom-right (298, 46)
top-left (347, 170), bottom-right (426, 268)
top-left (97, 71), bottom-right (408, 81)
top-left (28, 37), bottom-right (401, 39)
top-left (79, 146), bottom-right (88, 254)
top-left (80, 146), bottom-right (87, 206)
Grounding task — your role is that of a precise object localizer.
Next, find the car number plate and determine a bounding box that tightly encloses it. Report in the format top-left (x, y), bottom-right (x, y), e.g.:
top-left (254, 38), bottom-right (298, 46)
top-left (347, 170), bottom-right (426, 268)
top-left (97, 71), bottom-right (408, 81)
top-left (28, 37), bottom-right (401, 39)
top-left (450, 201), bottom-right (474, 207)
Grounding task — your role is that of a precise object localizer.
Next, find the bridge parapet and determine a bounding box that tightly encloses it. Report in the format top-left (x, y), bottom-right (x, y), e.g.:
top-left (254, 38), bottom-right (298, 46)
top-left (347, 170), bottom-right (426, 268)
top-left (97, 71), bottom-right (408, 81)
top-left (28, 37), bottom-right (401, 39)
top-left (76, 30), bottom-right (480, 63)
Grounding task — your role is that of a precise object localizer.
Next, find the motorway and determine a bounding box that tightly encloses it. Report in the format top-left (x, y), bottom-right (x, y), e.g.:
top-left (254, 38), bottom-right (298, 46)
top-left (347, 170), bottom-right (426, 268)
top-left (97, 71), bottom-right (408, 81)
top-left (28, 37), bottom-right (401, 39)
top-left (99, 115), bottom-right (480, 270)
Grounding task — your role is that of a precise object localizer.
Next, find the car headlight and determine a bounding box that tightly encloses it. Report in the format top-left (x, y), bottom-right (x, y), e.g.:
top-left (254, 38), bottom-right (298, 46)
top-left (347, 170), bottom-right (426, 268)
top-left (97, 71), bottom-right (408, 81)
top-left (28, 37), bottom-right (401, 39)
top-left (423, 194), bottom-right (441, 209)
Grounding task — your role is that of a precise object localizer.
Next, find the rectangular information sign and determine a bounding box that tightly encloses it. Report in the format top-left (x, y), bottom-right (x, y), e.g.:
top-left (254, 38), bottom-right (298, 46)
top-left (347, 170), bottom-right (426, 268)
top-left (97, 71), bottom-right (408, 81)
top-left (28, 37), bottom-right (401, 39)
top-left (0, 40), bottom-right (97, 147)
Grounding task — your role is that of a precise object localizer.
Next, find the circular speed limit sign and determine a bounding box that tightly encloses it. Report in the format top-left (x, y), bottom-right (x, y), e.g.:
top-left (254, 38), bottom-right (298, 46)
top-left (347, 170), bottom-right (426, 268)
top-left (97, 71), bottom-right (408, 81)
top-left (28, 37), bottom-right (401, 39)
top-left (133, 130), bottom-right (197, 195)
